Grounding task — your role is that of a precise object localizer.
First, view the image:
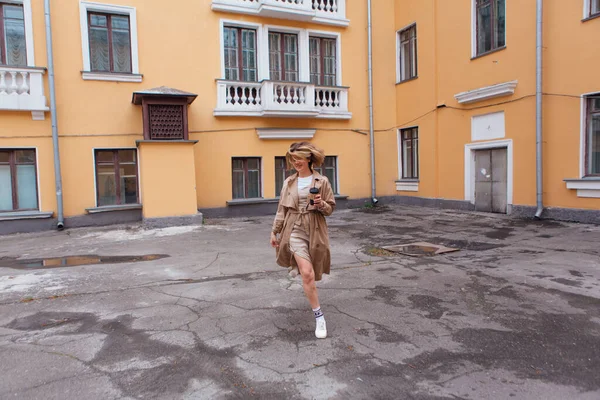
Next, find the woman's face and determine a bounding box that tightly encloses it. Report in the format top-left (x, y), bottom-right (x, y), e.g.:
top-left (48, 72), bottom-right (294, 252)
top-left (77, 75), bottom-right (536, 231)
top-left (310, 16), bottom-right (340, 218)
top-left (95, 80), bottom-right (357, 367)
top-left (292, 156), bottom-right (310, 174)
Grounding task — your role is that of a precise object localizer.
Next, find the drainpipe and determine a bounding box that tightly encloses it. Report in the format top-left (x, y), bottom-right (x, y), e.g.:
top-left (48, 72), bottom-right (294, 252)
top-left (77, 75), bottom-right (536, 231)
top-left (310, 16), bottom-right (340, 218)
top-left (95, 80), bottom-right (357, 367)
top-left (367, 0), bottom-right (377, 204)
top-left (534, 0), bottom-right (544, 219)
top-left (44, 0), bottom-right (64, 230)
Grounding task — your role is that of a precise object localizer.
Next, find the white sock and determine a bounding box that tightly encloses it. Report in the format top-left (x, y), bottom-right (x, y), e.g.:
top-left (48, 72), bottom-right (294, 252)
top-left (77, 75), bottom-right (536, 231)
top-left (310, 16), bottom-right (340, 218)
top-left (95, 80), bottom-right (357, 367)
top-left (313, 307), bottom-right (324, 321)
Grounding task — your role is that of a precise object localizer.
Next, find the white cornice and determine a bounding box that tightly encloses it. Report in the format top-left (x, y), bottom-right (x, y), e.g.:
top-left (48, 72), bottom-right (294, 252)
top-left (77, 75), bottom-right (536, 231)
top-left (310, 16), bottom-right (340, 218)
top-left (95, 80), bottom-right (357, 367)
top-left (455, 80), bottom-right (518, 104)
top-left (256, 128), bottom-right (316, 140)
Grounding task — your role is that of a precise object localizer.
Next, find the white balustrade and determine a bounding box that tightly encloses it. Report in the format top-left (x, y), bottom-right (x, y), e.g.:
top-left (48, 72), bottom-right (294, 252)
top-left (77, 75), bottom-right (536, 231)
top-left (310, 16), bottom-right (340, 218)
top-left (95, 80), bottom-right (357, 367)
top-left (212, 0), bottom-right (346, 25)
top-left (0, 66), bottom-right (47, 118)
top-left (215, 80), bottom-right (349, 119)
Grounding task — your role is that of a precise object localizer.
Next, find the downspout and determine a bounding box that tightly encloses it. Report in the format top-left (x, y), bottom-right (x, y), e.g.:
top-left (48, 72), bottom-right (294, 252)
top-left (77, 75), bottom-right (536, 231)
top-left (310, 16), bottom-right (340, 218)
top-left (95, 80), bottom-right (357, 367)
top-left (534, 0), bottom-right (543, 219)
top-left (44, 0), bottom-right (64, 229)
top-left (367, 0), bottom-right (377, 204)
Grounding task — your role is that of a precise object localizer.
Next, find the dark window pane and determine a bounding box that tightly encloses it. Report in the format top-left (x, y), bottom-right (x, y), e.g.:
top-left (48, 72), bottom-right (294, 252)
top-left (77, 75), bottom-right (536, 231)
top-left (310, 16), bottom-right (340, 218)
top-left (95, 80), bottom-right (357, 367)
top-left (232, 170), bottom-right (244, 199)
top-left (111, 15), bottom-right (129, 30)
top-left (247, 170), bottom-right (259, 198)
top-left (121, 176), bottom-right (138, 204)
top-left (118, 150), bottom-right (136, 163)
top-left (15, 150), bottom-right (35, 164)
top-left (247, 158), bottom-right (259, 170)
top-left (495, 0), bottom-right (506, 48)
top-left (16, 165), bottom-right (37, 209)
top-left (89, 26), bottom-right (110, 71)
top-left (590, 114), bottom-right (600, 175)
top-left (97, 165), bottom-right (117, 206)
top-left (4, 5), bottom-right (24, 19)
top-left (232, 159), bottom-right (243, 170)
top-left (120, 164), bottom-right (137, 177)
top-left (5, 18), bottom-right (27, 66)
top-left (477, 4), bottom-right (492, 54)
top-left (0, 165), bottom-right (13, 210)
top-left (0, 152), bottom-right (10, 163)
top-left (112, 29), bottom-right (131, 73)
top-left (90, 14), bottom-right (107, 27)
top-left (96, 151), bottom-right (115, 163)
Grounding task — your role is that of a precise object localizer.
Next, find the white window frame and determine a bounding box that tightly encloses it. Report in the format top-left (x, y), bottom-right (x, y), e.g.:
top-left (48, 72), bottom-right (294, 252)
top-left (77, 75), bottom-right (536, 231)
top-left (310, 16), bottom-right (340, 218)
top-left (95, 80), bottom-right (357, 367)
top-left (396, 23), bottom-right (417, 84)
top-left (580, 91), bottom-right (600, 177)
top-left (2, 0), bottom-right (35, 66)
top-left (92, 147), bottom-right (141, 208)
top-left (471, 0), bottom-right (507, 58)
top-left (395, 127), bottom-right (419, 192)
top-left (264, 24), bottom-right (307, 82)
top-left (218, 20), bottom-right (343, 86)
top-left (79, 1), bottom-right (141, 82)
top-left (219, 19), bottom-right (265, 81)
top-left (307, 29), bottom-right (342, 87)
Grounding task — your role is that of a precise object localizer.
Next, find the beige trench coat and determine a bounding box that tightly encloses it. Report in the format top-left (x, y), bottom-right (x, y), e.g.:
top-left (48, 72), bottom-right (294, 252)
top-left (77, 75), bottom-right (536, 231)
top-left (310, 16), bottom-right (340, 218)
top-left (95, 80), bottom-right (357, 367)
top-left (271, 171), bottom-right (336, 281)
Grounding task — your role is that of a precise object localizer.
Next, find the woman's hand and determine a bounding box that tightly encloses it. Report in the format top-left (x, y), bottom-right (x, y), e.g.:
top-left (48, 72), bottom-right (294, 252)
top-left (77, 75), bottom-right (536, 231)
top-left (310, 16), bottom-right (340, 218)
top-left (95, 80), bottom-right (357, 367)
top-left (313, 194), bottom-right (323, 209)
top-left (270, 232), bottom-right (280, 248)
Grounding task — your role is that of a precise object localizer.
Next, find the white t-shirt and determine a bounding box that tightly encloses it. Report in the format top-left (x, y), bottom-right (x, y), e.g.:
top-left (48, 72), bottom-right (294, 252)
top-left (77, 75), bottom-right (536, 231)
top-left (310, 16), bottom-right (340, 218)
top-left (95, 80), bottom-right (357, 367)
top-left (297, 175), bottom-right (313, 190)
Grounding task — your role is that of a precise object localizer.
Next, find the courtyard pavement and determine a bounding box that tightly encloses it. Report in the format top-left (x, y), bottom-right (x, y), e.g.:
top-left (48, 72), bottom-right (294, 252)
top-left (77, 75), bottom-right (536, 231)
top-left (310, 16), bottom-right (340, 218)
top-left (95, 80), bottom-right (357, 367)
top-left (0, 204), bottom-right (599, 400)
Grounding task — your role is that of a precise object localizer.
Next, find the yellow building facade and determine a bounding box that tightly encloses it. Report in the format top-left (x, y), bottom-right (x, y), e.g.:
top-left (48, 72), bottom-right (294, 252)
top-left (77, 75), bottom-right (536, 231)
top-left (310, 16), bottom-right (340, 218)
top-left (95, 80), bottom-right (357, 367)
top-left (1, 0), bottom-right (599, 234)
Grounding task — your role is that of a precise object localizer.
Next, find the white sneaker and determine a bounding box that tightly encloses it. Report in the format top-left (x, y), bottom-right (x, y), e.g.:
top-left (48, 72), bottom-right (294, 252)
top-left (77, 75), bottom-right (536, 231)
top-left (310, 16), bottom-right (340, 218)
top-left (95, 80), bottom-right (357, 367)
top-left (315, 318), bottom-right (327, 339)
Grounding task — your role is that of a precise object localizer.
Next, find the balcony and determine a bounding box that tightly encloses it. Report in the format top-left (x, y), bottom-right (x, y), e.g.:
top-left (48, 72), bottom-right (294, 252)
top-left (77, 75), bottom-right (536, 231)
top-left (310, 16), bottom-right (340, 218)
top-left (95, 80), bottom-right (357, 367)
top-left (215, 80), bottom-right (351, 119)
top-left (211, 0), bottom-right (349, 27)
top-left (0, 66), bottom-right (48, 120)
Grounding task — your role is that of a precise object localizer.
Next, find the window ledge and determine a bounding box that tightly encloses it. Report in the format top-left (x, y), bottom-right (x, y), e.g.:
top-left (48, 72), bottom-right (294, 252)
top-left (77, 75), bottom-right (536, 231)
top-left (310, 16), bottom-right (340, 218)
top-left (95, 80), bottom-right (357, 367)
top-left (564, 178), bottom-right (600, 198)
top-left (0, 211), bottom-right (53, 221)
top-left (582, 13), bottom-right (600, 22)
top-left (227, 198), bottom-right (280, 206)
top-left (471, 46), bottom-right (507, 61)
top-left (86, 204), bottom-right (142, 214)
top-left (396, 179), bottom-right (419, 192)
top-left (396, 76), bottom-right (418, 86)
top-left (229, 194), bottom-right (349, 206)
top-left (82, 71), bottom-right (143, 83)
top-left (136, 140), bottom-right (198, 147)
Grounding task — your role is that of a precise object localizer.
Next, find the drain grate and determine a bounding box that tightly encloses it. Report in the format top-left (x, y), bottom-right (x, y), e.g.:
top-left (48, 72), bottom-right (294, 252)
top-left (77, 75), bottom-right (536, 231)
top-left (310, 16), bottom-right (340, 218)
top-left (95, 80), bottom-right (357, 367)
top-left (381, 242), bottom-right (459, 257)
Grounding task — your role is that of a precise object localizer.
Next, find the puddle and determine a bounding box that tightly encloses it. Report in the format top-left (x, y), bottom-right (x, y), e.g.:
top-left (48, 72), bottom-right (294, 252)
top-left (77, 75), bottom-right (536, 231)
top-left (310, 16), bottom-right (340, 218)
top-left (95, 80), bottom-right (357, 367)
top-left (382, 242), bottom-right (459, 257)
top-left (0, 254), bottom-right (169, 270)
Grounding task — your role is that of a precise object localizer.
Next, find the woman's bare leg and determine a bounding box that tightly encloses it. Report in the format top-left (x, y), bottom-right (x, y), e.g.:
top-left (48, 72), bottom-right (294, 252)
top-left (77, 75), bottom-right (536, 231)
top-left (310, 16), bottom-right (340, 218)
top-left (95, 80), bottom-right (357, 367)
top-left (294, 255), bottom-right (319, 309)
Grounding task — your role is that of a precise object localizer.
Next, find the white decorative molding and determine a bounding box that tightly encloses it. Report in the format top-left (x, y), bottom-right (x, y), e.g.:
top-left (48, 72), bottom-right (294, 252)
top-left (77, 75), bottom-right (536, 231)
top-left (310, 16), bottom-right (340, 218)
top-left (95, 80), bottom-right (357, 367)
top-left (79, 1), bottom-right (140, 75)
top-left (455, 80), bottom-right (518, 104)
top-left (471, 111), bottom-right (505, 141)
top-left (31, 110), bottom-right (45, 120)
top-left (395, 180), bottom-right (419, 192)
top-left (211, 0), bottom-right (349, 27)
top-left (564, 179), bottom-right (600, 198)
top-left (256, 128), bottom-right (316, 140)
top-left (464, 139), bottom-right (513, 205)
top-left (82, 71), bottom-right (143, 83)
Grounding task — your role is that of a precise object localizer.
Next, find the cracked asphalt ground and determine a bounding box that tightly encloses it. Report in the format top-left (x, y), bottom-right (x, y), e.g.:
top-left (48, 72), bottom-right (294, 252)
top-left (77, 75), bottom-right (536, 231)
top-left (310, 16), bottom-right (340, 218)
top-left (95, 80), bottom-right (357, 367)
top-left (1, 205), bottom-right (600, 400)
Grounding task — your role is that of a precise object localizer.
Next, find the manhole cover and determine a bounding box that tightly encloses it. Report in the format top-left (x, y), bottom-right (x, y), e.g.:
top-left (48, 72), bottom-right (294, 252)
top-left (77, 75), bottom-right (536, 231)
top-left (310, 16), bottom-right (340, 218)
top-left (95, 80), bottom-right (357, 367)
top-left (381, 242), bottom-right (459, 257)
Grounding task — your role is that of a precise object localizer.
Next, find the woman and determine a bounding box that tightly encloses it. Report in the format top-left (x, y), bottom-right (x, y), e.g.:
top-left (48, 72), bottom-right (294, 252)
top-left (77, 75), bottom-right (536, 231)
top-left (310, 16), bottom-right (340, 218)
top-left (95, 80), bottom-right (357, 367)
top-left (270, 142), bottom-right (336, 339)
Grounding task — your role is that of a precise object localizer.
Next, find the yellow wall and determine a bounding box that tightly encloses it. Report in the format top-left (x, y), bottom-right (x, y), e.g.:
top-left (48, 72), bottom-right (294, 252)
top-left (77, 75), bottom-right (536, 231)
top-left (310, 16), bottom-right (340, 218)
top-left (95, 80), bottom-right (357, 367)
top-left (138, 142), bottom-right (198, 218)
top-left (2, 0), bottom-right (599, 225)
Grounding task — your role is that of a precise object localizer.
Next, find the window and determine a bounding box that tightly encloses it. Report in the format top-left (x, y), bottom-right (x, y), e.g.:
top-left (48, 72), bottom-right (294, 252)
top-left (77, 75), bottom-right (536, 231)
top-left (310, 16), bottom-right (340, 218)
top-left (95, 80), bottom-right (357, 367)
top-left (475, 0), bottom-right (505, 56)
top-left (269, 32), bottom-right (298, 82)
top-left (275, 156), bottom-right (294, 196)
top-left (400, 128), bottom-right (419, 179)
top-left (87, 12), bottom-right (131, 73)
top-left (232, 157), bottom-right (261, 199)
top-left (586, 96), bottom-right (600, 176)
top-left (274, 156), bottom-right (338, 195)
top-left (95, 149), bottom-right (138, 206)
top-left (591, 0), bottom-right (600, 17)
top-left (0, 3), bottom-right (26, 66)
top-left (224, 26), bottom-right (257, 82)
top-left (313, 156), bottom-right (338, 194)
top-left (397, 24), bottom-right (417, 82)
top-left (0, 149), bottom-right (38, 212)
top-left (309, 37), bottom-right (336, 86)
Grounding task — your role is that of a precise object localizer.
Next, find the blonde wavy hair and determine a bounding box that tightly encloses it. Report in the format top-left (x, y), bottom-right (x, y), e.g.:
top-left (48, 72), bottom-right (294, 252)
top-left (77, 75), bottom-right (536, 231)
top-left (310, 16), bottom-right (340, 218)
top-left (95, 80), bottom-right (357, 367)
top-left (286, 142), bottom-right (325, 171)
